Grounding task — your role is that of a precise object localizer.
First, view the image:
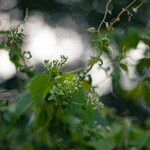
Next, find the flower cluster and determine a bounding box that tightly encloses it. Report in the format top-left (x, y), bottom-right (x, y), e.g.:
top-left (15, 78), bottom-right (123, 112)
top-left (85, 90), bottom-right (104, 110)
top-left (47, 74), bottom-right (82, 106)
top-left (44, 55), bottom-right (68, 77)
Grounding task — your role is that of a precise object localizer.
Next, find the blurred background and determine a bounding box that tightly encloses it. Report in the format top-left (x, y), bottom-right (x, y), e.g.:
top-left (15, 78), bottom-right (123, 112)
top-left (0, 0), bottom-right (150, 123)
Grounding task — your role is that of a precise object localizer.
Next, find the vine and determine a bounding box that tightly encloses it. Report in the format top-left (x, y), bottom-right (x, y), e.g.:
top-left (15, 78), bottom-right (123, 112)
top-left (0, 0), bottom-right (149, 149)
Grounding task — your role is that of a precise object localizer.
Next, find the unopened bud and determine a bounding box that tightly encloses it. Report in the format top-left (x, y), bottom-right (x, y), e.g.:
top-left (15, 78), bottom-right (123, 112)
top-left (87, 27), bottom-right (96, 33)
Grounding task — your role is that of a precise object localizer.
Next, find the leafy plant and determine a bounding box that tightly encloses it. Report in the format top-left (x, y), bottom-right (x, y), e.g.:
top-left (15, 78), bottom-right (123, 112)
top-left (0, 0), bottom-right (150, 149)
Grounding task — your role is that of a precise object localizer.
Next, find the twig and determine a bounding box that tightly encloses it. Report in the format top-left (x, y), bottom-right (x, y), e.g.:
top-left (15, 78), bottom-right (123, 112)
top-left (17, 8), bottom-right (29, 27)
top-left (110, 0), bottom-right (137, 27)
top-left (98, 0), bottom-right (112, 35)
top-left (132, 1), bottom-right (144, 13)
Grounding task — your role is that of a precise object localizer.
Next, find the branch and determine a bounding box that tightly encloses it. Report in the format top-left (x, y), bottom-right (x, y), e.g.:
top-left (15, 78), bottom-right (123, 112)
top-left (98, 0), bottom-right (112, 35)
top-left (110, 0), bottom-right (137, 27)
top-left (132, 1), bottom-right (144, 13)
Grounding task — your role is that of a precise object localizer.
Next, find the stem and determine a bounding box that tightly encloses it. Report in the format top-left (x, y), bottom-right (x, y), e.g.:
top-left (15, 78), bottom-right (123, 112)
top-left (16, 68), bottom-right (23, 92)
top-left (110, 0), bottom-right (137, 27)
top-left (98, 0), bottom-right (112, 35)
top-left (17, 8), bottom-right (29, 27)
top-left (71, 101), bottom-right (83, 106)
top-left (21, 53), bottom-right (28, 68)
top-left (133, 1), bottom-right (144, 12)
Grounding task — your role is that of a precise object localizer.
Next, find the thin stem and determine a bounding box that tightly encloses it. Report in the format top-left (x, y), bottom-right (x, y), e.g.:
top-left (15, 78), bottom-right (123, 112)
top-left (98, 0), bottom-right (112, 35)
top-left (132, 1), bottom-right (144, 12)
top-left (110, 0), bottom-right (137, 27)
top-left (71, 101), bottom-right (83, 106)
top-left (17, 8), bottom-right (29, 27)
top-left (16, 68), bottom-right (23, 92)
top-left (21, 53), bottom-right (28, 68)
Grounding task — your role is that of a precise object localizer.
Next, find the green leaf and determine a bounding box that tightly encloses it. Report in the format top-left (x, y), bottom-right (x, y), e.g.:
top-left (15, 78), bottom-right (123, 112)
top-left (136, 58), bottom-right (150, 77)
top-left (4, 91), bottom-right (32, 133)
top-left (120, 63), bottom-right (128, 72)
top-left (128, 128), bottom-right (150, 149)
top-left (62, 72), bottom-right (75, 80)
top-left (141, 36), bottom-right (150, 46)
top-left (109, 29), bottom-right (123, 49)
top-left (13, 90), bottom-right (31, 117)
top-left (139, 28), bottom-right (150, 46)
top-left (90, 138), bottom-right (115, 150)
top-left (82, 79), bottom-right (91, 90)
top-left (120, 28), bottom-right (140, 51)
top-left (29, 73), bottom-right (53, 107)
top-left (6, 91), bottom-right (31, 118)
top-left (126, 78), bottom-right (150, 103)
top-left (88, 56), bottom-right (101, 66)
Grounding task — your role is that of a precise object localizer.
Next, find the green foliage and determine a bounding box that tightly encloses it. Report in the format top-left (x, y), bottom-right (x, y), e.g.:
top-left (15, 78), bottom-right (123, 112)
top-left (0, 1), bottom-right (150, 149)
top-left (136, 58), bottom-right (150, 77)
top-left (0, 27), bottom-right (35, 78)
top-left (120, 28), bottom-right (140, 51)
top-left (29, 73), bottom-right (53, 107)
